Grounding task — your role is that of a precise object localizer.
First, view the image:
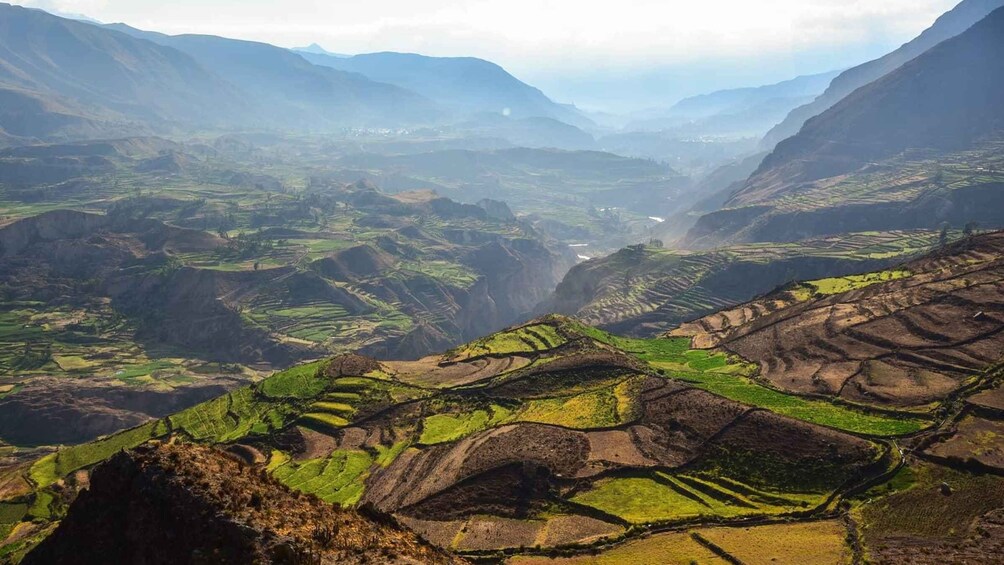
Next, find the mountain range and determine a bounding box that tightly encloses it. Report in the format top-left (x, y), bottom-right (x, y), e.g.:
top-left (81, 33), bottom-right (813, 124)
top-left (297, 50), bottom-right (592, 129)
top-left (761, 0), bottom-right (1004, 149)
top-left (683, 5), bottom-right (1004, 247)
top-left (0, 4), bottom-right (593, 145)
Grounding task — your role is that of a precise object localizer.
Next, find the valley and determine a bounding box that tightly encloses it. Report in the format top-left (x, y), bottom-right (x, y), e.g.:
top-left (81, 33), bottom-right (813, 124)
top-left (0, 0), bottom-right (1002, 562)
top-left (0, 230), bottom-right (1001, 562)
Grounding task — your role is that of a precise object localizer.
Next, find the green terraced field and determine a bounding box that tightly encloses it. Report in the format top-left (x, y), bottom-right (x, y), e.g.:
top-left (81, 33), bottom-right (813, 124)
top-left (449, 323), bottom-right (567, 360)
top-left (791, 269), bottom-right (913, 300)
top-left (29, 420), bottom-right (168, 488)
top-left (514, 381), bottom-right (635, 429)
top-left (419, 405), bottom-right (512, 445)
top-left (260, 361), bottom-right (328, 398)
top-left (669, 371), bottom-right (929, 436)
top-left (271, 450), bottom-right (372, 506)
top-left (572, 471), bottom-right (824, 524)
top-left (170, 387), bottom-right (293, 442)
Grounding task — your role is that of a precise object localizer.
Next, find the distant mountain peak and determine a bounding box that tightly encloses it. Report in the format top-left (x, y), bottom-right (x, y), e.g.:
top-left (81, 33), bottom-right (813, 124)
top-left (292, 43), bottom-right (350, 58)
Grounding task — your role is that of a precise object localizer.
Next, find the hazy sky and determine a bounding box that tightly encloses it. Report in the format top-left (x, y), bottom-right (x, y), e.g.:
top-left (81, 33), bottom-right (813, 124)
top-left (14, 0), bottom-right (961, 111)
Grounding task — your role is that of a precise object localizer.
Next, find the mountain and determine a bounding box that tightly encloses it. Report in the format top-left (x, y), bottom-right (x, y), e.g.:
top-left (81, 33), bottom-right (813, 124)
top-left (104, 24), bottom-right (441, 128)
top-left (0, 3), bottom-right (246, 139)
top-left (0, 5), bottom-right (443, 141)
top-left (540, 231), bottom-right (941, 336)
top-left (296, 50), bottom-right (593, 129)
top-left (673, 232), bottom-right (1004, 409)
top-left (627, 70), bottom-right (841, 136)
top-left (762, 0), bottom-right (1004, 149)
top-left (5, 232), bottom-right (1004, 562)
top-left (293, 42), bottom-right (349, 58)
top-left (685, 7), bottom-right (1004, 247)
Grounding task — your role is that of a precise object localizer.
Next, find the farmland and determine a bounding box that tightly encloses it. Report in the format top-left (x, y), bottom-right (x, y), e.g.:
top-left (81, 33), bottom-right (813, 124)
top-left (2, 224), bottom-right (1004, 563)
top-left (546, 230), bottom-right (943, 336)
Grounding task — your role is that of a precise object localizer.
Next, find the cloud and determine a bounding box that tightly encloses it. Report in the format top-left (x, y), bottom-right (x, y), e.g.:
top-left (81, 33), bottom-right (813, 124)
top-left (9, 0), bottom-right (961, 110)
top-left (11, 0), bottom-right (957, 70)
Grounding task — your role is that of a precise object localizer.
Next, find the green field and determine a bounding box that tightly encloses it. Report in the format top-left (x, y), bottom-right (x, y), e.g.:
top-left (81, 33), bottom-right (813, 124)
top-left (572, 472), bottom-right (824, 524)
top-left (419, 405), bottom-right (513, 445)
top-left (29, 420), bottom-right (168, 488)
top-left (449, 323), bottom-right (567, 360)
top-left (791, 269), bottom-right (913, 300)
top-left (271, 450), bottom-right (373, 506)
top-left (671, 371), bottom-right (929, 436)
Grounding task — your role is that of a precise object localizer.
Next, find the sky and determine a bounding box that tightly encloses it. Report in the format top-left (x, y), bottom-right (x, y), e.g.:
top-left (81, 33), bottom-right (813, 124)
top-left (13, 0), bottom-right (961, 112)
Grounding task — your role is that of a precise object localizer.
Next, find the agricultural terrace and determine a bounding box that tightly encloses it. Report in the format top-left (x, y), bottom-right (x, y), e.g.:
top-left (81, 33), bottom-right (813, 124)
top-left (570, 230), bottom-right (941, 332)
top-left (445, 323), bottom-right (567, 362)
top-left (568, 321), bottom-right (930, 437)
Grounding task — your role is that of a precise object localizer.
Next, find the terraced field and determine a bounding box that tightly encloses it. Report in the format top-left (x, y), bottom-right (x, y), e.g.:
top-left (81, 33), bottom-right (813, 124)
top-left (4, 230), bottom-right (1004, 562)
top-left (546, 230), bottom-right (942, 336)
top-left (685, 140), bottom-right (1004, 248)
top-left (675, 232), bottom-right (1004, 410)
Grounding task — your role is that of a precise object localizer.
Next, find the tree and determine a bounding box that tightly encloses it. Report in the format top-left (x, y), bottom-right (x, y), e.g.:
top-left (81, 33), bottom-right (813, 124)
top-left (648, 239), bottom-right (664, 249)
top-left (939, 223), bottom-right (950, 246)
top-left (964, 221), bottom-right (979, 237)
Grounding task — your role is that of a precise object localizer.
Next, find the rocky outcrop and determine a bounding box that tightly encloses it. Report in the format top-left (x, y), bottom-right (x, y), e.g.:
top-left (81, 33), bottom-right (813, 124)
top-left (23, 443), bottom-right (463, 565)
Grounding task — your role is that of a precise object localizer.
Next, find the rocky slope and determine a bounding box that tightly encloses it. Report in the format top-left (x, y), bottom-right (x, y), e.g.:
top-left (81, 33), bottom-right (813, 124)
top-left (540, 231), bottom-right (941, 337)
top-left (685, 6), bottom-right (1004, 247)
top-left (23, 443), bottom-right (461, 564)
top-left (761, 0), bottom-right (1004, 149)
top-left (673, 231), bottom-right (1004, 409)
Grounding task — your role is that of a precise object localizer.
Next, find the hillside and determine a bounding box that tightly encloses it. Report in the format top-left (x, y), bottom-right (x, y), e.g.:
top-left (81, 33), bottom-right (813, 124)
top-left (627, 70), bottom-right (840, 137)
top-left (1, 233), bottom-right (1003, 562)
top-left (674, 232), bottom-right (1004, 409)
top-left (685, 7), bottom-right (1004, 247)
top-left (0, 3), bottom-right (245, 139)
top-left (541, 231), bottom-right (942, 336)
top-left (298, 51), bottom-right (591, 129)
top-left (103, 24), bottom-right (441, 128)
top-left (0, 155), bottom-right (572, 445)
top-left (23, 443), bottom-right (460, 564)
top-left (761, 0), bottom-right (1004, 149)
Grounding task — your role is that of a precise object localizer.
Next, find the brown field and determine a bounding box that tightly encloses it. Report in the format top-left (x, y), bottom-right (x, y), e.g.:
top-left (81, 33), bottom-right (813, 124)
top-left (969, 386), bottom-right (1004, 411)
top-left (927, 415), bottom-right (1004, 470)
top-left (388, 355), bottom-right (534, 388)
top-left (452, 516), bottom-right (544, 551)
top-left (695, 520), bottom-right (852, 565)
top-left (508, 532), bottom-right (726, 565)
top-left (857, 461), bottom-right (1004, 563)
top-left (675, 234), bottom-right (1004, 409)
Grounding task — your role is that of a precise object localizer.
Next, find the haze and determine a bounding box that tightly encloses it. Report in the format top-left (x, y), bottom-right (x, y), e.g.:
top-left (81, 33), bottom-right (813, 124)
top-left (14, 0), bottom-right (958, 111)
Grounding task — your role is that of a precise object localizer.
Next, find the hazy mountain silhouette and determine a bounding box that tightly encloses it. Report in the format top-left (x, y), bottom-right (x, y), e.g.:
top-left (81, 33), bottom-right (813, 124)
top-left (761, 0), bottom-right (1004, 149)
top-left (0, 3), bottom-right (246, 140)
top-left (733, 6), bottom-right (1004, 206)
top-left (298, 51), bottom-right (592, 128)
top-left (104, 24), bottom-right (442, 128)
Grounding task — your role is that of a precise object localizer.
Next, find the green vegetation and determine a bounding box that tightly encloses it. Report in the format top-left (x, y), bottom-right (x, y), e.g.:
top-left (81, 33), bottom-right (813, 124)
top-left (672, 371), bottom-right (929, 436)
top-left (419, 405), bottom-right (512, 445)
top-left (0, 502), bottom-right (27, 541)
top-left (791, 269), bottom-right (913, 300)
top-left (515, 385), bottom-right (625, 429)
top-left (450, 323), bottom-right (567, 360)
top-left (572, 472), bottom-right (824, 524)
top-left (171, 387), bottom-right (293, 442)
top-left (29, 420), bottom-right (166, 488)
top-left (260, 361), bottom-right (328, 398)
top-left (374, 441), bottom-right (412, 467)
top-left (271, 450), bottom-right (372, 506)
